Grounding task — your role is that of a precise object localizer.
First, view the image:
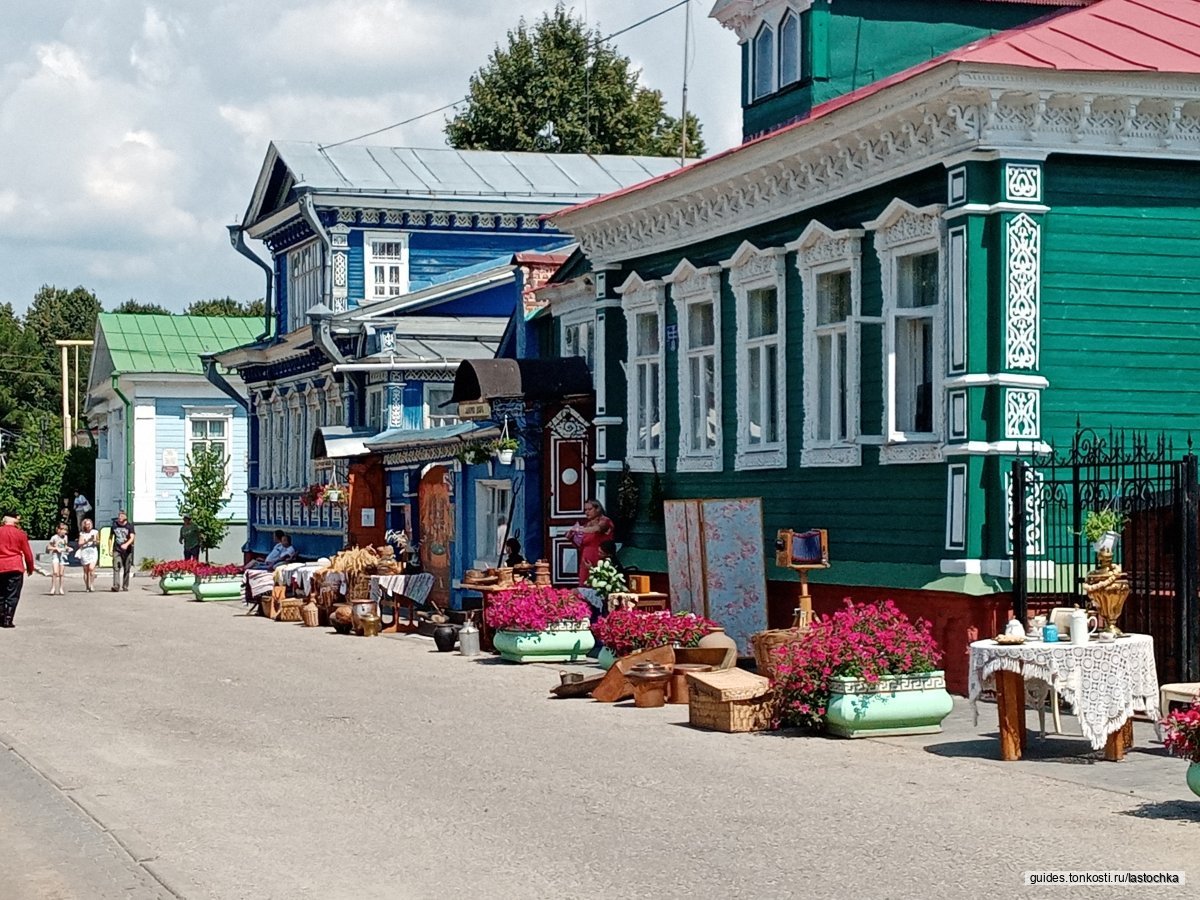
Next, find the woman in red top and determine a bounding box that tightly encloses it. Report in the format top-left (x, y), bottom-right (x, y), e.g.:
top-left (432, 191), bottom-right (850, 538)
top-left (572, 500), bottom-right (614, 587)
top-left (0, 513), bottom-right (35, 628)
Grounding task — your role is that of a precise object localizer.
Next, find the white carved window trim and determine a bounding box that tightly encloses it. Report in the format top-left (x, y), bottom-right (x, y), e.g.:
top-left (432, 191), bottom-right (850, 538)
top-left (269, 393), bottom-right (284, 489)
top-left (286, 392), bottom-right (303, 488)
top-left (286, 239), bottom-right (323, 333)
top-left (304, 386), bottom-right (321, 483)
top-left (363, 231), bottom-right (410, 303)
top-left (425, 382), bottom-right (458, 429)
top-left (185, 407), bottom-right (234, 499)
top-left (866, 200), bottom-right (946, 466)
top-left (560, 306), bottom-right (597, 375)
top-left (1005, 213), bottom-right (1041, 371)
top-left (723, 242), bottom-right (787, 471)
top-left (367, 387), bottom-right (385, 433)
top-left (789, 223), bottom-right (863, 468)
top-left (751, 22), bottom-right (776, 101)
top-left (617, 273), bottom-right (666, 473)
top-left (667, 260), bottom-right (723, 473)
top-left (778, 8), bottom-right (802, 87)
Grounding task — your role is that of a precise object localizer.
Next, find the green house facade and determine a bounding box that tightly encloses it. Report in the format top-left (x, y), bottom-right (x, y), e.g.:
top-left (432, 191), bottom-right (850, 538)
top-left (548, 0), bottom-right (1200, 692)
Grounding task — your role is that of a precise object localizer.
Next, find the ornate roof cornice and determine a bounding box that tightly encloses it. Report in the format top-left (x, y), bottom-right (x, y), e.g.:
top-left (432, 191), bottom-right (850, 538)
top-left (554, 66), bottom-right (1200, 266)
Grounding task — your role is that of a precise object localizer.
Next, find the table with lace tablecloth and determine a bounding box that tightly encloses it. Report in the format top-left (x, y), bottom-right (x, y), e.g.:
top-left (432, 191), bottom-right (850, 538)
top-left (968, 634), bottom-right (1160, 761)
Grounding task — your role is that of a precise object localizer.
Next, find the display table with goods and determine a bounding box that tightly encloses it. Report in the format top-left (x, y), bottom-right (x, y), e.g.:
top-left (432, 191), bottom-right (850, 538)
top-left (969, 633), bottom-right (1160, 761)
top-left (370, 573), bottom-right (436, 634)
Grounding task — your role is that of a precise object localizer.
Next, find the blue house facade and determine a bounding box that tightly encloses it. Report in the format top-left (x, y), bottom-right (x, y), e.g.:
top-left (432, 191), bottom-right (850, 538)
top-left (212, 142), bottom-right (682, 601)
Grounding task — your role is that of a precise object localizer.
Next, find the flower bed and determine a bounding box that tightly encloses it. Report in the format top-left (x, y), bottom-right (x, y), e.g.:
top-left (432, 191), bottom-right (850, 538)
top-left (191, 563), bottom-right (244, 601)
top-left (152, 559), bottom-right (202, 594)
top-left (593, 609), bottom-right (718, 658)
top-left (771, 599), bottom-right (944, 733)
top-left (488, 586), bottom-right (594, 663)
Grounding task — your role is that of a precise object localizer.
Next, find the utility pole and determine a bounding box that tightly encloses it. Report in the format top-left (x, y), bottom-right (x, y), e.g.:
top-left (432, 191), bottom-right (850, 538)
top-left (55, 339), bottom-right (94, 451)
top-left (680, 0), bottom-right (691, 165)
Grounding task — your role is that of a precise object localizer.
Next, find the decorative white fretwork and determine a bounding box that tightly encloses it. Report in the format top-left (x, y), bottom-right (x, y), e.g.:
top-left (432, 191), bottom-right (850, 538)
top-left (667, 258), bottom-right (724, 473)
top-left (1005, 213), bottom-right (1041, 370)
top-left (379, 328), bottom-right (396, 354)
top-left (617, 272), bottom-right (667, 472)
top-left (787, 221), bottom-right (864, 468)
top-left (548, 407), bottom-right (590, 440)
top-left (1006, 469), bottom-right (1045, 556)
top-left (1004, 388), bottom-right (1040, 440)
top-left (1005, 163), bottom-right (1042, 202)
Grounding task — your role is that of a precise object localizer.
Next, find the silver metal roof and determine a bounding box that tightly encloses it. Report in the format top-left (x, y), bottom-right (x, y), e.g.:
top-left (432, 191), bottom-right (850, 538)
top-left (272, 142), bottom-right (686, 201)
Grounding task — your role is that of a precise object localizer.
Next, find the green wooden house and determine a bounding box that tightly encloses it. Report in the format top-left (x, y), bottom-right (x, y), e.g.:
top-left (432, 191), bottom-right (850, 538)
top-left (544, 0), bottom-right (1200, 693)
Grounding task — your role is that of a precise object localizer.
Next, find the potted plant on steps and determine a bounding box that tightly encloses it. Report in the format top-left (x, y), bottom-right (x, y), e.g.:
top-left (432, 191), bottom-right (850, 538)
top-left (1083, 507), bottom-right (1126, 554)
top-left (488, 586), bottom-right (595, 663)
top-left (191, 563), bottom-right (244, 601)
top-left (1161, 697), bottom-right (1200, 798)
top-left (771, 599), bottom-right (953, 738)
top-left (152, 559), bottom-right (200, 595)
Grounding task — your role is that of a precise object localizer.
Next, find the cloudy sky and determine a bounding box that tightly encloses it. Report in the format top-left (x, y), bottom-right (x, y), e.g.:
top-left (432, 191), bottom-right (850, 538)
top-left (0, 1), bottom-right (742, 313)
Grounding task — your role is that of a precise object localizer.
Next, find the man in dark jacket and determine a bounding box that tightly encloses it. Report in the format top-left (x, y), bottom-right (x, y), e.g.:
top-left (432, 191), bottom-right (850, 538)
top-left (0, 513), bottom-right (35, 628)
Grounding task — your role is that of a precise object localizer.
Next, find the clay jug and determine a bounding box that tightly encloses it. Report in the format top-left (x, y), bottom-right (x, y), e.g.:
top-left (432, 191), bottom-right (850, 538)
top-left (697, 627), bottom-right (738, 669)
top-left (433, 623), bottom-right (458, 652)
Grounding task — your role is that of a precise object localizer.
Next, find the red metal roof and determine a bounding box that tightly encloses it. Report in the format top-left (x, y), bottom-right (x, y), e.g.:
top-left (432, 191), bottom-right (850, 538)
top-left (556, 0), bottom-right (1200, 222)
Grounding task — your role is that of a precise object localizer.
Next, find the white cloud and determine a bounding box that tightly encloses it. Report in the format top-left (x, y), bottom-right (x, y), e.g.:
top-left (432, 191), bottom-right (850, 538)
top-left (0, 1), bottom-right (743, 312)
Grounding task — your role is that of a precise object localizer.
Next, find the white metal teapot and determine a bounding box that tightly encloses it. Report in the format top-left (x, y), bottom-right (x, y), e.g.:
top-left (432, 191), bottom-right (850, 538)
top-left (1069, 607), bottom-right (1098, 646)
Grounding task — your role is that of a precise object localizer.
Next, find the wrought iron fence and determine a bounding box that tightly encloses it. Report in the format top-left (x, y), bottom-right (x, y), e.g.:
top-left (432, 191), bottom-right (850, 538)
top-left (1011, 429), bottom-right (1199, 683)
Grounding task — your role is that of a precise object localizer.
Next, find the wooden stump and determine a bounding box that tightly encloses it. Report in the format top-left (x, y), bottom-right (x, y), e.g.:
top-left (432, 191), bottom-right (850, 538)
top-left (995, 670), bottom-right (1027, 761)
top-left (591, 646), bottom-right (675, 703)
top-left (1104, 718), bottom-right (1135, 762)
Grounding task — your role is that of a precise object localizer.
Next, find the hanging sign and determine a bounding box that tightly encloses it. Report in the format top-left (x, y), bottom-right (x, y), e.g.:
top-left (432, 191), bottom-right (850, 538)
top-left (458, 400), bottom-right (491, 420)
top-left (161, 448), bottom-right (179, 477)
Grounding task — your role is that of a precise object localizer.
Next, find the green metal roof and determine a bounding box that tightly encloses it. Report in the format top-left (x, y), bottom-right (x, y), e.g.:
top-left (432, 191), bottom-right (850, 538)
top-left (97, 314), bottom-right (263, 375)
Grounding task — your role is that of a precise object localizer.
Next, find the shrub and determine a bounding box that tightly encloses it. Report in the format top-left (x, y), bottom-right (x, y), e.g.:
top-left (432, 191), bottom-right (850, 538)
top-left (593, 609), bottom-right (718, 657)
top-left (487, 586), bottom-right (591, 632)
top-left (771, 599), bottom-right (941, 731)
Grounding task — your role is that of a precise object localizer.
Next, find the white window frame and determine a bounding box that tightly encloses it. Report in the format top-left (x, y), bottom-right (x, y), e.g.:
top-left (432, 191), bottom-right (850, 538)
top-left (667, 259), bottom-right (723, 472)
top-left (617, 272), bottom-right (666, 473)
top-left (363, 231), bottom-right (410, 303)
top-left (751, 22), bottom-right (776, 101)
top-left (560, 311), bottom-right (597, 374)
top-left (286, 239), bottom-right (322, 333)
top-left (424, 382), bottom-right (459, 429)
top-left (367, 387), bottom-right (385, 433)
top-left (778, 8), bottom-right (802, 87)
top-left (866, 199), bottom-right (947, 465)
top-left (475, 479), bottom-right (512, 569)
top-left (286, 392), bottom-right (303, 487)
top-left (723, 242), bottom-right (788, 471)
top-left (268, 392), bottom-right (284, 489)
top-left (788, 222), bottom-right (864, 467)
top-left (184, 407), bottom-right (234, 498)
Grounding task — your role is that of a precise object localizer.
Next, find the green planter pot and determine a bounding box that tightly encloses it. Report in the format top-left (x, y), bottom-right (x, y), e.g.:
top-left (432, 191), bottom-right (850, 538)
top-left (191, 576), bottom-right (243, 601)
top-left (158, 573), bottom-right (195, 595)
top-left (493, 622), bottom-right (596, 663)
top-left (598, 646), bottom-right (617, 670)
top-left (825, 671), bottom-right (954, 738)
top-left (1188, 762), bottom-right (1200, 799)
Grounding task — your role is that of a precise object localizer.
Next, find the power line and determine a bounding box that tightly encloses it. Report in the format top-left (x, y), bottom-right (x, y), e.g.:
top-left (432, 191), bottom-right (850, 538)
top-left (318, 0), bottom-right (692, 152)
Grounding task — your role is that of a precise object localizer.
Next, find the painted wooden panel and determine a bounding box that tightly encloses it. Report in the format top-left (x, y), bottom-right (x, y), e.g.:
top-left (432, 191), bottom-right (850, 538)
top-left (664, 500), bottom-right (704, 615)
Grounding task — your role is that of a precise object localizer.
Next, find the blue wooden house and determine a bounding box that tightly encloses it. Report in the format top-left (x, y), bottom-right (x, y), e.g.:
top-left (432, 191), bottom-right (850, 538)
top-left (210, 142), bottom-right (681, 605)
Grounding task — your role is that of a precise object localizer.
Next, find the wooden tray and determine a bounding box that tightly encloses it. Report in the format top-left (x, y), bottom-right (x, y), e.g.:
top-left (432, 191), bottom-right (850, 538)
top-left (549, 673), bottom-right (605, 699)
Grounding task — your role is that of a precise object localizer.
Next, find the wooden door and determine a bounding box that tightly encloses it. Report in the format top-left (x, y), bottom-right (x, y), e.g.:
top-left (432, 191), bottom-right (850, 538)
top-left (419, 465), bottom-right (453, 608)
top-left (543, 406), bottom-right (592, 585)
top-left (347, 458), bottom-right (385, 549)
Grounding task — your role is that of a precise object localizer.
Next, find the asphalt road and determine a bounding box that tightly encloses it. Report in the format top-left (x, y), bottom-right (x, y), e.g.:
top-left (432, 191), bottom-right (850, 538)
top-left (0, 573), bottom-right (1197, 899)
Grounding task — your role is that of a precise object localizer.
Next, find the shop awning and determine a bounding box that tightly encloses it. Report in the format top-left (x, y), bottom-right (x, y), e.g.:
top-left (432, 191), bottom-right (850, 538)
top-left (311, 426), bottom-right (376, 460)
top-left (449, 358), bottom-right (592, 404)
top-left (364, 420), bottom-right (496, 453)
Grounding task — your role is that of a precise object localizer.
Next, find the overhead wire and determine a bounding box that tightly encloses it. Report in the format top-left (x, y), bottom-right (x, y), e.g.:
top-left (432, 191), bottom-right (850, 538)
top-left (318, 0), bottom-right (693, 152)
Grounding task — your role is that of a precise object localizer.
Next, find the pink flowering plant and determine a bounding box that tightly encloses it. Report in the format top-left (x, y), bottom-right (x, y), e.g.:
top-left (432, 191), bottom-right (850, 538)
top-left (771, 599), bottom-right (941, 731)
top-left (195, 563), bottom-right (243, 579)
top-left (487, 586), bottom-right (592, 633)
top-left (1161, 698), bottom-right (1200, 763)
top-left (151, 559), bottom-right (203, 579)
top-left (593, 609), bottom-right (719, 658)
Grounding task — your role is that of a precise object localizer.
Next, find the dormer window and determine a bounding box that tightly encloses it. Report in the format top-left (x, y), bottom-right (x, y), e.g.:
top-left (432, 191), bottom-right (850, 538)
top-left (752, 23), bottom-right (775, 100)
top-left (779, 10), bottom-right (801, 87)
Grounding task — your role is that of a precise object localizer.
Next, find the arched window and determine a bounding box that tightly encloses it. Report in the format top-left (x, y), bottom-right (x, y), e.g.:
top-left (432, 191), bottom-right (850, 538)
top-left (752, 23), bottom-right (775, 100)
top-left (779, 10), bottom-right (801, 87)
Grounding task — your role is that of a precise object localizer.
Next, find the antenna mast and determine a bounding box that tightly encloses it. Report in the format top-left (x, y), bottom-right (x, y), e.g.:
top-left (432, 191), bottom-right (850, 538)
top-left (680, 0), bottom-right (691, 164)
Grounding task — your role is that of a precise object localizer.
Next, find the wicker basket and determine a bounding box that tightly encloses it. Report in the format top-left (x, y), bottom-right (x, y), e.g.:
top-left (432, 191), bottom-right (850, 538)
top-left (346, 576), bottom-right (373, 603)
top-left (278, 598), bottom-right (303, 623)
top-left (686, 669), bottom-right (774, 733)
top-left (300, 601), bottom-right (319, 628)
top-left (751, 627), bottom-right (806, 680)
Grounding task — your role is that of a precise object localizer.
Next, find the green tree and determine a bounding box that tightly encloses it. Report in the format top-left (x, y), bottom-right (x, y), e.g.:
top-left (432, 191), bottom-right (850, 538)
top-left (23, 285), bottom-right (103, 422)
top-left (0, 303), bottom-right (51, 429)
top-left (177, 446), bottom-right (231, 562)
top-left (445, 4), bottom-right (705, 157)
top-left (114, 299), bottom-right (171, 315)
top-left (0, 423), bottom-right (66, 539)
top-left (186, 297), bottom-right (264, 317)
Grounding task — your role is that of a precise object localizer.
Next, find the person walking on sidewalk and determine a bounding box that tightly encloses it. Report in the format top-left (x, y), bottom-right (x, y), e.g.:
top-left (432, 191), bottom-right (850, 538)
top-left (179, 514), bottom-right (201, 561)
top-left (72, 491), bottom-right (92, 535)
top-left (109, 510), bottom-right (136, 592)
top-left (0, 513), bottom-right (34, 628)
top-left (46, 522), bottom-right (69, 595)
top-left (75, 518), bottom-right (100, 592)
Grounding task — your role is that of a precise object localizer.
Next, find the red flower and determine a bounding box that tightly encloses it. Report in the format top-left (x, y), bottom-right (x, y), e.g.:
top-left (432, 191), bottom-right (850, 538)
top-left (769, 598), bottom-right (942, 732)
top-left (487, 586), bottom-right (592, 633)
top-left (151, 559), bottom-right (202, 578)
top-left (1162, 698), bottom-right (1200, 763)
top-left (592, 609), bottom-right (719, 657)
